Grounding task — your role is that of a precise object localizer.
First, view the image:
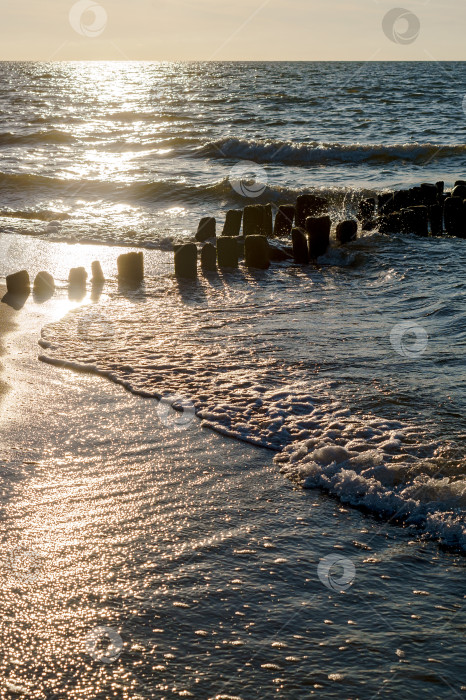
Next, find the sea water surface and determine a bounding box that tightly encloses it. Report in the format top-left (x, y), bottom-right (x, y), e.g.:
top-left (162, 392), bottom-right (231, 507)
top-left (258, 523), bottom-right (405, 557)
top-left (0, 61), bottom-right (466, 245)
top-left (0, 62), bottom-right (465, 697)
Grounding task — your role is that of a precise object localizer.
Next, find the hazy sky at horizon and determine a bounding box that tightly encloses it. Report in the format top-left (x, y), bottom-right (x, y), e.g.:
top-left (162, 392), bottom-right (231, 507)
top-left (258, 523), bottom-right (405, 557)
top-left (1, 0), bottom-right (465, 61)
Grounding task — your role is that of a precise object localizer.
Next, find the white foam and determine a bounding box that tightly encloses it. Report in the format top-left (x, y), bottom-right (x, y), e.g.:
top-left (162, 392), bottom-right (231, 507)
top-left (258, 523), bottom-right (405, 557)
top-left (278, 429), bottom-right (465, 550)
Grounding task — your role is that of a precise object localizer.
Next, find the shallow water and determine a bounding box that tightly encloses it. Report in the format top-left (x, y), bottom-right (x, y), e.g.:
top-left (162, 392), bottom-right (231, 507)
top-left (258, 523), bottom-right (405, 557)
top-left (0, 273), bottom-right (464, 699)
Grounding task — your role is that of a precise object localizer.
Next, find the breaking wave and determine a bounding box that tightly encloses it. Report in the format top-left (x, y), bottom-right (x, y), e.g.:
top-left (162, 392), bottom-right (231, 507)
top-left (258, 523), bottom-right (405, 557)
top-left (195, 137), bottom-right (466, 166)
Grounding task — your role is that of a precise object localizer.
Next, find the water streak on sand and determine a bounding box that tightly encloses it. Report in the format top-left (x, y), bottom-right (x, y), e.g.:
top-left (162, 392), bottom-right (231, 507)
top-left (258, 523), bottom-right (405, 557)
top-left (0, 286), bottom-right (16, 401)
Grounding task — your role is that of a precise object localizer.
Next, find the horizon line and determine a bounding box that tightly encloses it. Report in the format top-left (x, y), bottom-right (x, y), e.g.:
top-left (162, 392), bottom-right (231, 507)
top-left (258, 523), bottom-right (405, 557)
top-left (1, 59), bottom-right (465, 63)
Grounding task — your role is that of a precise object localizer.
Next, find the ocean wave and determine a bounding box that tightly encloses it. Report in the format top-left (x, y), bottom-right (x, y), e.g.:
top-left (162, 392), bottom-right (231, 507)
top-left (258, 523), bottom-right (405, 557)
top-left (0, 171), bottom-right (194, 199)
top-left (0, 208), bottom-right (70, 222)
top-left (97, 135), bottom-right (203, 152)
top-left (0, 171), bottom-right (86, 194)
top-left (0, 127), bottom-right (198, 151)
top-left (0, 129), bottom-right (75, 146)
top-left (0, 170), bottom-right (370, 210)
top-left (195, 137), bottom-right (466, 166)
top-left (276, 439), bottom-right (465, 551)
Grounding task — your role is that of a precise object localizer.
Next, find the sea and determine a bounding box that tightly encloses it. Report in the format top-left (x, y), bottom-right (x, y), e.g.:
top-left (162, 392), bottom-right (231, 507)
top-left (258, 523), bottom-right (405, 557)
top-left (0, 61), bottom-right (464, 699)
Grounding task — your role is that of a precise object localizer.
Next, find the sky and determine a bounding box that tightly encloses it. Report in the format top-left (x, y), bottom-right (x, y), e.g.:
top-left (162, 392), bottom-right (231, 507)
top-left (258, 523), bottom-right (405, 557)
top-left (0, 0), bottom-right (465, 61)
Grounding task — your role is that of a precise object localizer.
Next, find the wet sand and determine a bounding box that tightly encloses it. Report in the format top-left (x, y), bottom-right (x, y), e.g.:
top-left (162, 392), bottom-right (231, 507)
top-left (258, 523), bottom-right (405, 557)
top-left (0, 285), bottom-right (16, 401)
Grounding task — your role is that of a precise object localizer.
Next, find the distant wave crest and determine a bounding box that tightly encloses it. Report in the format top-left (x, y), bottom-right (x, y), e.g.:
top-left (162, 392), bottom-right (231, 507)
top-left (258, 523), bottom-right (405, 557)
top-left (195, 137), bottom-right (466, 166)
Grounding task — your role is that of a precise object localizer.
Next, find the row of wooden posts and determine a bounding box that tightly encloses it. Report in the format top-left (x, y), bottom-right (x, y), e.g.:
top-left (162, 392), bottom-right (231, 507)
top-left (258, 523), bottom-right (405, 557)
top-left (5, 182), bottom-right (465, 293)
top-left (4, 252), bottom-right (143, 298)
top-left (174, 181), bottom-right (466, 278)
top-left (175, 195), bottom-right (355, 278)
top-left (360, 180), bottom-right (466, 237)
